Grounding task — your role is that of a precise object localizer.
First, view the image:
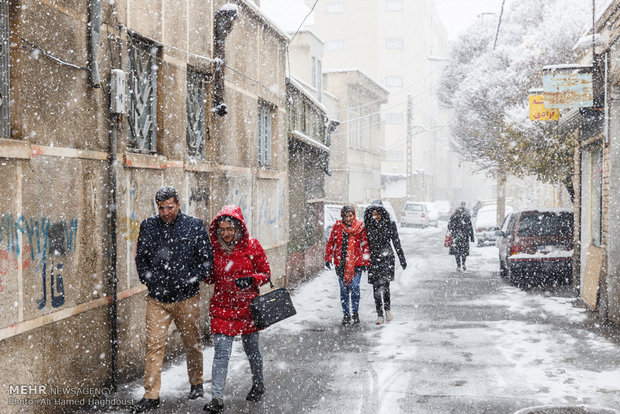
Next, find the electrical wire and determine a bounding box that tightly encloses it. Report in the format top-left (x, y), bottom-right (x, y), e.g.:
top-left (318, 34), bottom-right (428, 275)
top-left (14, 35), bottom-right (88, 71)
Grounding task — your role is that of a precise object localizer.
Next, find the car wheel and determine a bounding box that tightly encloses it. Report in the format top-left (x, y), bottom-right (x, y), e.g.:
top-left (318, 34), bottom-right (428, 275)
top-left (499, 258), bottom-right (507, 278)
top-left (477, 239), bottom-right (483, 247)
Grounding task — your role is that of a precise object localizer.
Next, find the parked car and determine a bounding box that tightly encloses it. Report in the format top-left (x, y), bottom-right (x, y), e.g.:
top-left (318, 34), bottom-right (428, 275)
top-left (474, 204), bottom-right (513, 246)
top-left (434, 199), bottom-right (452, 221)
top-left (358, 201), bottom-right (399, 226)
top-left (401, 201), bottom-right (430, 227)
top-left (496, 208), bottom-right (574, 287)
top-left (382, 200), bottom-right (399, 226)
top-left (422, 202), bottom-right (439, 227)
top-left (324, 204), bottom-right (343, 241)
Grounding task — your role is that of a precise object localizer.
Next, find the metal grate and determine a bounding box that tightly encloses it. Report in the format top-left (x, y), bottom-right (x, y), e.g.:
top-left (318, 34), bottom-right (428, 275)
top-left (127, 35), bottom-right (158, 152)
top-left (186, 68), bottom-right (206, 158)
top-left (258, 102), bottom-right (272, 167)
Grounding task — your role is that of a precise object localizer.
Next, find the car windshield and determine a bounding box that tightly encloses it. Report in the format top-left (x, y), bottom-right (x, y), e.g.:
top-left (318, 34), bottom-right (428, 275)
top-left (517, 212), bottom-right (574, 237)
top-left (405, 204), bottom-right (423, 212)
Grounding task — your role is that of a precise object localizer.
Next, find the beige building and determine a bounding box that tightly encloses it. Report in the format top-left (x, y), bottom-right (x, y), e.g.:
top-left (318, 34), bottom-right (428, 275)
top-left (0, 0), bottom-right (293, 411)
top-left (306, 0), bottom-right (456, 202)
top-left (563, 0), bottom-right (620, 326)
top-left (322, 69), bottom-right (389, 205)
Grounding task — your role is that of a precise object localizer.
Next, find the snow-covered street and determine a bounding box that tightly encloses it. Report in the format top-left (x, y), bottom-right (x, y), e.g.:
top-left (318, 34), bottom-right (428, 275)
top-left (96, 225), bottom-right (620, 413)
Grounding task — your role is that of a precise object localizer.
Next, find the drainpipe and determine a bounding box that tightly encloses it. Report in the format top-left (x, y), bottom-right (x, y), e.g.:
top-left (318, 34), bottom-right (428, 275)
top-left (213, 5), bottom-right (238, 116)
top-left (107, 76), bottom-right (122, 390)
top-left (87, 0), bottom-right (102, 87)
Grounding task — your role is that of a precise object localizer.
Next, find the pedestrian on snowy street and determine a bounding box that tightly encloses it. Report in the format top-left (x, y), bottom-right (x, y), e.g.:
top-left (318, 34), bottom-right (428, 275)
top-left (325, 204), bottom-right (370, 325)
top-left (202, 205), bottom-right (271, 414)
top-left (363, 200), bottom-right (407, 325)
top-left (447, 201), bottom-right (475, 271)
top-left (132, 186), bottom-right (213, 413)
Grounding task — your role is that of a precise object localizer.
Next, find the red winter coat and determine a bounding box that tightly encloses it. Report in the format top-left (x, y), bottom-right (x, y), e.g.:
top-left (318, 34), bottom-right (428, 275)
top-left (325, 219), bottom-right (370, 269)
top-left (206, 205), bottom-right (271, 336)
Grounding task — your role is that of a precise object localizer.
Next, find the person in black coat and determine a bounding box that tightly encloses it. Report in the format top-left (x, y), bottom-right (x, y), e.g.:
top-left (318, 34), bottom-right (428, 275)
top-left (132, 186), bottom-right (213, 413)
top-left (363, 200), bottom-right (407, 325)
top-left (447, 202), bottom-right (475, 271)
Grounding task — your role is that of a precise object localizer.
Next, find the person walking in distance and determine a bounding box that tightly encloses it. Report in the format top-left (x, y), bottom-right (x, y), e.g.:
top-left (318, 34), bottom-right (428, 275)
top-left (132, 186), bottom-right (213, 413)
top-left (448, 201), bottom-right (475, 271)
top-left (325, 204), bottom-right (370, 325)
top-left (202, 205), bottom-right (271, 413)
top-left (363, 200), bottom-right (407, 325)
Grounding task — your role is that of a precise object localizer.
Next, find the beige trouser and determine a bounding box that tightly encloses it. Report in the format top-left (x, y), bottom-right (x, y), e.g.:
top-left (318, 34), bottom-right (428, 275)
top-left (143, 294), bottom-right (203, 399)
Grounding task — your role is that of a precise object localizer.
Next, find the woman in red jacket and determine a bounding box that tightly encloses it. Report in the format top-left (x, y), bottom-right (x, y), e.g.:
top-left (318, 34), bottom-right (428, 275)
top-left (325, 204), bottom-right (370, 325)
top-left (203, 205), bottom-right (271, 413)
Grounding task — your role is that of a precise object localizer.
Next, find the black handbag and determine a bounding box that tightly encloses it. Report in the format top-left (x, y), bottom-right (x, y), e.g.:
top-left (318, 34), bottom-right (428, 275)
top-left (250, 281), bottom-right (296, 329)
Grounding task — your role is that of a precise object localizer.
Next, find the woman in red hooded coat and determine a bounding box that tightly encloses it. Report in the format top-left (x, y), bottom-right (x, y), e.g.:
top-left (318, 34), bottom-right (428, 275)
top-left (203, 205), bottom-right (270, 413)
top-left (325, 204), bottom-right (370, 325)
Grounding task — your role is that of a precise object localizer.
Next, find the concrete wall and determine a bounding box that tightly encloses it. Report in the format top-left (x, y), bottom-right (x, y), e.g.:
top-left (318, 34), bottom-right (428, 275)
top-left (0, 0), bottom-right (289, 412)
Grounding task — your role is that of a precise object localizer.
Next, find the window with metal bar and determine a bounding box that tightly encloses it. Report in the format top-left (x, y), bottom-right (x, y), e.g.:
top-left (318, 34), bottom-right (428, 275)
top-left (258, 101), bottom-right (273, 167)
top-left (0, 0), bottom-right (9, 138)
top-left (127, 34), bottom-right (159, 152)
top-left (186, 68), bottom-right (207, 159)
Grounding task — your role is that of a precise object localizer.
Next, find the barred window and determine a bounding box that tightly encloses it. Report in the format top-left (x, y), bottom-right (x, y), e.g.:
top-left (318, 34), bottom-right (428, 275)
top-left (127, 34), bottom-right (159, 152)
top-left (186, 68), bottom-right (207, 159)
top-left (258, 101), bottom-right (273, 167)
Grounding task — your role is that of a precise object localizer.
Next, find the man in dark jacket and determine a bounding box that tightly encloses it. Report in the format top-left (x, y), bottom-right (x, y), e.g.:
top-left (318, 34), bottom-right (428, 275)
top-left (131, 186), bottom-right (213, 413)
top-left (363, 200), bottom-right (407, 325)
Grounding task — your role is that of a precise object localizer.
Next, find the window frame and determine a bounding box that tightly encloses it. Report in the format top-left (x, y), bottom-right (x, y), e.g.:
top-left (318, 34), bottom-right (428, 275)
top-left (126, 34), bottom-right (160, 153)
top-left (186, 67), bottom-right (208, 159)
top-left (385, 38), bottom-right (404, 49)
top-left (385, 0), bottom-right (403, 12)
top-left (385, 75), bottom-right (404, 88)
top-left (325, 39), bottom-right (345, 51)
top-left (325, 2), bottom-right (345, 13)
top-left (258, 100), bottom-right (273, 168)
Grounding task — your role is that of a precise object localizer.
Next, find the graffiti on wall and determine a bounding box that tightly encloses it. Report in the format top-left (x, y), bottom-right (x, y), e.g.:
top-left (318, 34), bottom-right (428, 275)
top-left (0, 214), bottom-right (78, 309)
top-left (257, 187), bottom-right (285, 227)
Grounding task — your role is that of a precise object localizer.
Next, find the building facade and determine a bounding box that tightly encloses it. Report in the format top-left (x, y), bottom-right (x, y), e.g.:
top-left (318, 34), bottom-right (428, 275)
top-left (0, 0), bottom-right (295, 410)
top-left (307, 0), bottom-right (460, 202)
top-left (322, 69), bottom-right (389, 205)
top-left (566, 0), bottom-right (619, 325)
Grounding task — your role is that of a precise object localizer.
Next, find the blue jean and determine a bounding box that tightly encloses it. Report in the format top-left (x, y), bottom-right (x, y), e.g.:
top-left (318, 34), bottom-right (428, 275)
top-left (338, 273), bottom-right (361, 316)
top-left (211, 332), bottom-right (263, 399)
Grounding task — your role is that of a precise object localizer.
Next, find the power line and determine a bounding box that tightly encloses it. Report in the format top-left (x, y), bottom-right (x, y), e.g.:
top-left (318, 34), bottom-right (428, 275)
top-left (289, 0), bottom-right (320, 45)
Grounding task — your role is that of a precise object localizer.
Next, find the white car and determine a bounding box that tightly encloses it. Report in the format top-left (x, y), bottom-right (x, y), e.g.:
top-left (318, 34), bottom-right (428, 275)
top-left (401, 201), bottom-right (430, 227)
top-left (358, 202), bottom-right (399, 227)
top-left (474, 204), bottom-right (514, 246)
top-left (434, 199), bottom-right (452, 220)
top-left (422, 202), bottom-right (439, 227)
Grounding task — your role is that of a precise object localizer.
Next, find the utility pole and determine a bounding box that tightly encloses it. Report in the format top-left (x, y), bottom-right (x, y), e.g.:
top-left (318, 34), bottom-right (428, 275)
top-left (406, 95), bottom-right (413, 198)
top-left (497, 169), bottom-right (506, 229)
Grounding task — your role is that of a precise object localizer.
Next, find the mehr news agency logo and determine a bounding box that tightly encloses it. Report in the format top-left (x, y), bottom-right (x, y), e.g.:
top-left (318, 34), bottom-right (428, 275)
top-left (6, 384), bottom-right (134, 408)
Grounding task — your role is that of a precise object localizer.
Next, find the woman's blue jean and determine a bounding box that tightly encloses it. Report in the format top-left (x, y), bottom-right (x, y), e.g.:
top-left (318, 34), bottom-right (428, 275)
top-left (338, 273), bottom-right (361, 316)
top-left (211, 332), bottom-right (263, 399)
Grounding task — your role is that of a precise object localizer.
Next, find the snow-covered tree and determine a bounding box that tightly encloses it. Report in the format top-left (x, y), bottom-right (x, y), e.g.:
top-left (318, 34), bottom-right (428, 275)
top-left (439, 0), bottom-right (599, 198)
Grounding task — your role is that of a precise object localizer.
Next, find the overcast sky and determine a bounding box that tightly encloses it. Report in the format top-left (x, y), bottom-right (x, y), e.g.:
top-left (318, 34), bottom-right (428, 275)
top-left (260, 0), bottom-right (512, 42)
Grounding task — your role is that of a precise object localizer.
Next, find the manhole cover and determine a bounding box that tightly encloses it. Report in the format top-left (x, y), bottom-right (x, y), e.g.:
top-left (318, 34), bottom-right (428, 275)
top-left (515, 406), bottom-right (619, 414)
